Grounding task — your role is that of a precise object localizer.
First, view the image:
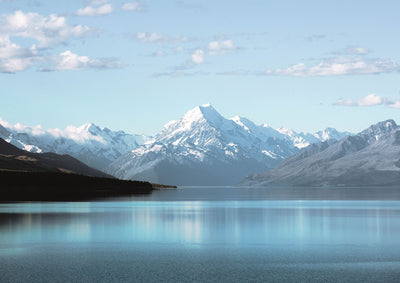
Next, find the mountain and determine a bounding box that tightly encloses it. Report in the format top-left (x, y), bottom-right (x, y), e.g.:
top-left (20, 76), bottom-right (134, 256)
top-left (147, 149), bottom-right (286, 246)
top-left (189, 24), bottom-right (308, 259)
top-left (0, 137), bottom-right (110, 177)
top-left (106, 104), bottom-right (350, 185)
top-left (241, 119), bottom-right (400, 187)
top-left (0, 119), bottom-right (151, 170)
top-left (0, 137), bottom-right (154, 200)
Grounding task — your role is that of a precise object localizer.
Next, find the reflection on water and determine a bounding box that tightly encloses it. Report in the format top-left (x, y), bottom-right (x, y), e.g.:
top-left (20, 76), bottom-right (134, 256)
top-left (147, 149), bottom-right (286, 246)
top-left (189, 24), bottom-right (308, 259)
top-left (1, 200), bottom-right (400, 246)
top-left (1, 187), bottom-right (400, 282)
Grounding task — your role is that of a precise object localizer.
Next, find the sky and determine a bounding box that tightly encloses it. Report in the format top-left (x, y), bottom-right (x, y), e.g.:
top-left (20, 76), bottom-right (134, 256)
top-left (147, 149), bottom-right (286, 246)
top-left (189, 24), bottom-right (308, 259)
top-left (1, 0), bottom-right (400, 135)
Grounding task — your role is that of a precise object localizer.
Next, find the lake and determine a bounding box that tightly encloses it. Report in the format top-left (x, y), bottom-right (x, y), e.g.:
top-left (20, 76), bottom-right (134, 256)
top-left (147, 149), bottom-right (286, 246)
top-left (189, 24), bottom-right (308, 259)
top-left (1, 186), bottom-right (400, 282)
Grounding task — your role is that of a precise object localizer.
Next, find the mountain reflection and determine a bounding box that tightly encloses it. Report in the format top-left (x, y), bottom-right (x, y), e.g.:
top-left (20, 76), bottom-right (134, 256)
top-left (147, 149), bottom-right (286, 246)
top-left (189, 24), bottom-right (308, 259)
top-left (0, 200), bottom-right (399, 246)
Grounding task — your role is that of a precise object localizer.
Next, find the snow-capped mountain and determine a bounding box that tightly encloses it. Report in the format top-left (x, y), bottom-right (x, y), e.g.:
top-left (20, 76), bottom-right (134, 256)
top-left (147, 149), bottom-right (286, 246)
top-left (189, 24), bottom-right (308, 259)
top-left (0, 118), bottom-right (150, 170)
top-left (241, 120), bottom-right (400, 187)
top-left (106, 104), bottom-right (350, 185)
top-left (276, 127), bottom-right (351, 149)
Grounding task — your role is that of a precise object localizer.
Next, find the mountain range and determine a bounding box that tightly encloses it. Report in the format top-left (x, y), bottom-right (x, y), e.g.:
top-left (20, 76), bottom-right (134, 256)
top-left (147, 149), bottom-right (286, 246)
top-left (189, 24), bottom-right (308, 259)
top-left (241, 120), bottom-right (400, 187)
top-left (105, 104), bottom-right (350, 185)
top-left (0, 105), bottom-right (352, 186)
top-left (0, 137), bottom-right (153, 200)
top-left (0, 120), bottom-right (150, 170)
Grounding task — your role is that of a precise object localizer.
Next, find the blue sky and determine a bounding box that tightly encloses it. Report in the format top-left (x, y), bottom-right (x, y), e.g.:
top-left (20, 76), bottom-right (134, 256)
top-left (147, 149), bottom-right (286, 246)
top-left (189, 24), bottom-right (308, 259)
top-left (1, 0), bottom-right (400, 135)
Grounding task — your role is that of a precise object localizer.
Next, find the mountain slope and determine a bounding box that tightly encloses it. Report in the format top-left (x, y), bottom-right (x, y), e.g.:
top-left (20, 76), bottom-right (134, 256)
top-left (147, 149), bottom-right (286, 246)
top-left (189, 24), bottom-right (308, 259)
top-left (0, 137), bottom-right (110, 178)
top-left (106, 104), bottom-right (350, 185)
top-left (0, 119), bottom-right (150, 170)
top-left (241, 120), bottom-right (400, 187)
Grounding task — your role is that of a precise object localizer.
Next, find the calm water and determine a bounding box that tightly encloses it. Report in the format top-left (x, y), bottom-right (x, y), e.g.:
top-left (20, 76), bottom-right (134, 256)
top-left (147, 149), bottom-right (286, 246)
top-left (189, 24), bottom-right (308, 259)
top-left (1, 186), bottom-right (400, 282)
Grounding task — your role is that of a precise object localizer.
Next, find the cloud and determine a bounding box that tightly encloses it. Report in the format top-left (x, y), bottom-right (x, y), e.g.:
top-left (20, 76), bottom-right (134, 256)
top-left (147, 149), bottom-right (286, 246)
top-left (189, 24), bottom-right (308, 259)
top-left (207, 40), bottom-right (236, 55)
top-left (0, 10), bottom-right (124, 73)
top-left (76, 4), bottom-right (113, 16)
top-left (0, 10), bottom-right (95, 48)
top-left (121, 2), bottom-right (142, 11)
top-left (191, 49), bottom-right (205, 64)
top-left (0, 35), bottom-right (39, 73)
top-left (44, 50), bottom-right (125, 71)
top-left (265, 57), bottom-right (399, 77)
top-left (135, 32), bottom-right (189, 44)
top-left (334, 94), bottom-right (400, 108)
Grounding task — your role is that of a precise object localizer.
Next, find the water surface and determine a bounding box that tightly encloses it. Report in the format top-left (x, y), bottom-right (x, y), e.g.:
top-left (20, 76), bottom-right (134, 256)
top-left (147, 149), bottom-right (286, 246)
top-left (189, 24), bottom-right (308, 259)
top-left (1, 186), bottom-right (400, 282)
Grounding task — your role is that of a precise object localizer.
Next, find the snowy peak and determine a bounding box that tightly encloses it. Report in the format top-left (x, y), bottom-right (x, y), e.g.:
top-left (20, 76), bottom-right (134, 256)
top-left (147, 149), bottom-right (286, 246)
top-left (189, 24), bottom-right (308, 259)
top-left (360, 119), bottom-right (398, 138)
top-left (313, 127), bottom-right (351, 142)
top-left (241, 119), bottom-right (400, 187)
top-left (181, 104), bottom-right (224, 127)
top-left (0, 118), bottom-right (150, 170)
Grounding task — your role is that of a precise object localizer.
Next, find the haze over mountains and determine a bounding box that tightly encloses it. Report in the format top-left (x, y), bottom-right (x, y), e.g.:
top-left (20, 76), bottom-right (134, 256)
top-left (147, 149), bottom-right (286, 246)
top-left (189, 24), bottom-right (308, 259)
top-left (106, 104), bottom-right (350, 185)
top-left (241, 120), bottom-right (400, 187)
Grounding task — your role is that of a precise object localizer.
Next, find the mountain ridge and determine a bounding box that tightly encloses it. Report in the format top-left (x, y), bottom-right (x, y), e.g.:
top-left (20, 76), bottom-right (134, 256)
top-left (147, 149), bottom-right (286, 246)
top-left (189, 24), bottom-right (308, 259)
top-left (240, 119), bottom-right (400, 187)
top-left (0, 119), bottom-right (151, 170)
top-left (106, 104), bottom-right (350, 185)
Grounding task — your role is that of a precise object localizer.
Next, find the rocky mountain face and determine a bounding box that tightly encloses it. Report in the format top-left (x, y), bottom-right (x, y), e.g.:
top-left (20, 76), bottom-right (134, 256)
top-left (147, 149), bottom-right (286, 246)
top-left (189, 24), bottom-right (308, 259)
top-left (0, 120), bottom-right (150, 170)
top-left (241, 120), bottom-right (400, 187)
top-left (106, 104), bottom-right (350, 185)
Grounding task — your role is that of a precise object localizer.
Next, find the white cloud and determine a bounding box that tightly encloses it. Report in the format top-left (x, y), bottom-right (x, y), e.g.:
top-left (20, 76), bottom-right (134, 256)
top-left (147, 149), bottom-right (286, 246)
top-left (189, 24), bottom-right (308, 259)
top-left (0, 11), bottom-right (124, 73)
top-left (265, 57), bottom-right (399, 77)
top-left (358, 93), bottom-right (383, 106)
top-left (191, 49), bottom-right (204, 64)
top-left (387, 101), bottom-right (400, 109)
top-left (0, 35), bottom-right (40, 73)
top-left (334, 94), bottom-right (400, 109)
top-left (0, 10), bottom-right (95, 48)
top-left (47, 50), bottom-right (125, 71)
top-left (0, 117), bottom-right (105, 143)
top-left (76, 4), bottom-right (113, 16)
top-left (207, 40), bottom-right (236, 55)
top-left (121, 2), bottom-right (142, 11)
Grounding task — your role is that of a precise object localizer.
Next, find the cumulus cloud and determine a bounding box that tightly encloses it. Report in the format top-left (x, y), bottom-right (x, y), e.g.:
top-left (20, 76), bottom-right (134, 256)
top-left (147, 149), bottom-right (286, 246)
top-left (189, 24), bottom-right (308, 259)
top-left (0, 117), bottom-right (105, 143)
top-left (207, 40), bottom-right (236, 55)
top-left (121, 2), bottom-right (142, 11)
top-left (44, 50), bottom-right (125, 71)
top-left (0, 10), bottom-right (124, 73)
top-left (0, 10), bottom-right (95, 48)
top-left (265, 57), bottom-right (399, 77)
top-left (191, 49), bottom-right (205, 64)
top-left (76, 4), bottom-right (113, 16)
top-left (334, 94), bottom-right (400, 108)
top-left (0, 35), bottom-right (39, 73)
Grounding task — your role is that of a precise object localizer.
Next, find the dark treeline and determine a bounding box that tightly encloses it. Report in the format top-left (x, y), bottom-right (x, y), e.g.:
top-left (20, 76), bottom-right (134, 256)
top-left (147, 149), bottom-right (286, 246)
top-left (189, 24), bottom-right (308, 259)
top-left (0, 171), bottom-right (153, 201)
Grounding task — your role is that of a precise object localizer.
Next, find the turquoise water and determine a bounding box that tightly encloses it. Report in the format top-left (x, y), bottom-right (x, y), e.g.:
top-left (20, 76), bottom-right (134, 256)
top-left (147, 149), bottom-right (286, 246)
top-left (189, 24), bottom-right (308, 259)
top-left (1, 186), bottom-right (400, 282)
